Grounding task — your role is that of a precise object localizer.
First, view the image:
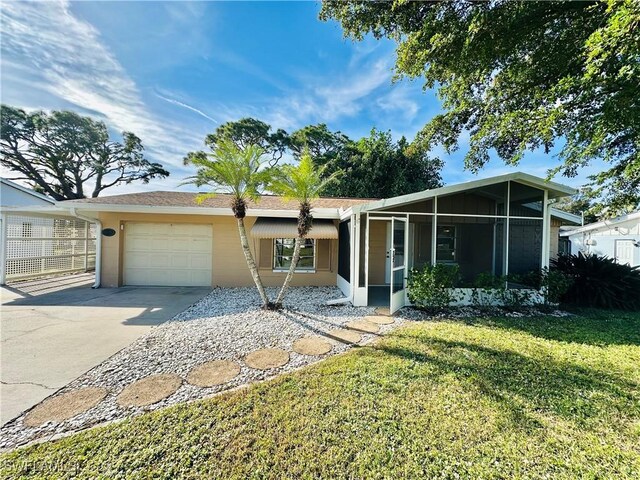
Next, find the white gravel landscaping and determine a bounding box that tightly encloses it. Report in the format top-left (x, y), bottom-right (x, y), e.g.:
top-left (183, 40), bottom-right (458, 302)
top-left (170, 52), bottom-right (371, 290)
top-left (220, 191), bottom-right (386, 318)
top-left (0, 286), bottom-right (409, 450)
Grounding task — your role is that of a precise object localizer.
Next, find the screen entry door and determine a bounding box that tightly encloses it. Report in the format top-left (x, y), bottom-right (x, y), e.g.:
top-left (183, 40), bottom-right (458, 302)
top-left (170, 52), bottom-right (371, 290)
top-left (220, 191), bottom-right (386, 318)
top-left (389, 217), bottom-right (407, 314)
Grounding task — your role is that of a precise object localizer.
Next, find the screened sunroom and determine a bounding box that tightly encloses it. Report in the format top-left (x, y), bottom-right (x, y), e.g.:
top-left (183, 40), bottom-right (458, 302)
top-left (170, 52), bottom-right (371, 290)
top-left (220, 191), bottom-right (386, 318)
top-left (336, 173), bottom-right (576, 313)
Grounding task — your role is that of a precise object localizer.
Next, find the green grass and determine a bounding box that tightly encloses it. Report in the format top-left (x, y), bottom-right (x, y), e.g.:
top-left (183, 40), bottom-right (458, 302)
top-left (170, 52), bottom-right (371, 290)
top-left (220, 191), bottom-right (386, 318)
top-left (2, 310), bottom-right (639, 479)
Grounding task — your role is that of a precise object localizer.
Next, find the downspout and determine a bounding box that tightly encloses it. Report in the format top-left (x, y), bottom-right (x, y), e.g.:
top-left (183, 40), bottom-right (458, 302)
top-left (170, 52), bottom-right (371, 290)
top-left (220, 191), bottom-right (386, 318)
top-left (70, 208), bottom-right (101, 289)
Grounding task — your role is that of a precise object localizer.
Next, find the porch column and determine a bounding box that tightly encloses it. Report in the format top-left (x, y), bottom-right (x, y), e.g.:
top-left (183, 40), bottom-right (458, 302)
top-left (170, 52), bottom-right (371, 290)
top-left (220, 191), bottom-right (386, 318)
top-left (353, 213), bottom-right (360, 289)
top-left (431, 196), bottom-right (438, 266)
top-left (0, 213), bottom-right (7, 285)
top-left (541, 190), bottom-right (550, 269)
top-left (503, 181), bottom-right (511, 281)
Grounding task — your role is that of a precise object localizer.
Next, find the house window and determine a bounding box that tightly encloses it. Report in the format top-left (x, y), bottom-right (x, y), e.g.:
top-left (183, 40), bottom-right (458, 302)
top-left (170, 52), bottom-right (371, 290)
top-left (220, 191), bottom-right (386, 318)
top-left (558, 237), bottom-right (571, 256)
top-left (273, 238), bottom-right (315, 271)
top-left (436, 226), bottom-right (456, 263)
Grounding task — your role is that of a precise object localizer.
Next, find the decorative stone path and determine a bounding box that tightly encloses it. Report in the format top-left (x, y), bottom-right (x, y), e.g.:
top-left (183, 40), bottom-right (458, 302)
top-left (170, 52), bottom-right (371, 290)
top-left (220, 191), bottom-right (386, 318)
top-left (374, 307), bottom-right (391, 316)
top-left (363, 315), bottom-right (395, 325)
top-left (345, 319), bottom-right (380, 334)
top-left (1, 287), bottom-right (412, 451)
top-left (24, 387), bottom-right (108, 428)
top-left (244, 348), bottom-right (290, 370)
top-left (187, 360), bottom-right (241, 387)
top-left (327, 328), bottom-right (363, 344)
top-left (293, 336), bottom-right (333, 356)
top-left (116, 374), bottom-right (182, 407)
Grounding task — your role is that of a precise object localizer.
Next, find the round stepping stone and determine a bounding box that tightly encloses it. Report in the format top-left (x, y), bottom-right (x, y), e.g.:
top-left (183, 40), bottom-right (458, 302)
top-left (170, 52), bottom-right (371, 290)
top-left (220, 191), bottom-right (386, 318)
top-left (363, 315), bottom-right (395, 325)
top-left (346, 319), bottom-right (380, 334)
top-left (117, 374), bottom-right (182, 407)
top-left (187, 360), bottom-right (241, 387)
top-left (375, 307), bottom-right (391, 316)
top-left (245, 348), bottom-right (290, 370)
top-left (293, 336), bottom-right (333, 356)
top-left (24, 387), bottom-right (107, 427)
top-left (327, 328), bottom-right (362, 345)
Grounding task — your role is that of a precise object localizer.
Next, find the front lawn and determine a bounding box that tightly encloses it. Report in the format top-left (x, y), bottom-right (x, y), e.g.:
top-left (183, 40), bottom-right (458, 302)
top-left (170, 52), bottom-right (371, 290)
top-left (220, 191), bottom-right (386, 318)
top-left (2, 310), bottom-right (639, 479)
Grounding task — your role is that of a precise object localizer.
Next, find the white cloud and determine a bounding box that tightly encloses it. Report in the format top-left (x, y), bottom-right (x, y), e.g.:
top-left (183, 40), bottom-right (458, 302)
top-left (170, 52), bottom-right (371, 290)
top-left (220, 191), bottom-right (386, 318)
top-left (376, 83), bottom-right (420, 122)
top-left (0, 1), bottom-right (201, 171)
top-left (155, 91), bottom-right (218, 124)
top-left (234, 54), bottom-right (396, 132)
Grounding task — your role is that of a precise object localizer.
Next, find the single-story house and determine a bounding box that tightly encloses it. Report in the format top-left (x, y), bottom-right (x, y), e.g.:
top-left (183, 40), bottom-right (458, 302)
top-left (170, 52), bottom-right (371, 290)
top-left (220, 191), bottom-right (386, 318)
top-left (22, 172), bottom-right (574, 313)
top-left (560, 211), bottom-right (640, 267)
top-left (0, 178), bottom-right (96, 284)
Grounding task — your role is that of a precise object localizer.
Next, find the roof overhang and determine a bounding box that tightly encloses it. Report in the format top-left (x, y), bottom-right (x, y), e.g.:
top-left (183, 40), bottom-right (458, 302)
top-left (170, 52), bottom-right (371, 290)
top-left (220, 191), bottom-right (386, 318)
top-left (50, 202), bottom-right (343, 220)
top-left (251, 218), bottom-right (338, 239)
top-left (0, 205), bottom-right (80, 219)
top-left (560, 211), bottom-right (640, 237)
top-left (549, 208), bottom-right (582, 225)
top-left (354, 172), bottom-right (577, 214)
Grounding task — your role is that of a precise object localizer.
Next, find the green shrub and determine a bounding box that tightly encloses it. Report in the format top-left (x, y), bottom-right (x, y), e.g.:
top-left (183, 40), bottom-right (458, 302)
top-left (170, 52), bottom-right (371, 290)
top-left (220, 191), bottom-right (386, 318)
top-left (517, 268), bottom-right (574, 306)
top-left (540, 267), bottom-right (574, 306)
top-left (469, 272), bottom-right (504, 309)
top-left (407, 264), bottom-right (460, 309)
top-left (552, 252), bottom-right (640, 310)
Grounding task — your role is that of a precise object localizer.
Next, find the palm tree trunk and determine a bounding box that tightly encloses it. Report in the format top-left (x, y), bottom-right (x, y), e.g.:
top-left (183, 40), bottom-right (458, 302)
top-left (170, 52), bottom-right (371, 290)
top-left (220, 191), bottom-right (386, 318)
top-left (236, 217), bottom-right (271, 307)
top-left (275, 235), bottom-right (303, 306)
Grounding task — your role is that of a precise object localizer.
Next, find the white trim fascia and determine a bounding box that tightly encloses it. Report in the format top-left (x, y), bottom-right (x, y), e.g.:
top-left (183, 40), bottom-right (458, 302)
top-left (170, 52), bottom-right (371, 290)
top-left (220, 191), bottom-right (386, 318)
top-left (549, 208), bottom-right (582, 225)
top-left (0, 178), bottom-right (55, 204)
top-left (339, 207), bottom-right (353, 221)
top-left (0, 205), bottom-right (81, 218)
top-left (53, 203), bottom-right (342, 219)
top-left (560, 211), bottom-right (640, 237)
top-left (355, 172), bottom-right (576, 214)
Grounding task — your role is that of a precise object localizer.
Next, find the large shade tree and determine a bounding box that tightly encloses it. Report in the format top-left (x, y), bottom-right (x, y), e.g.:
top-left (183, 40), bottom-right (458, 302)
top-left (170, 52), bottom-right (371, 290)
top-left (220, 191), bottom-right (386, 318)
top-left (184, 140), bottom-right (274, 309)
top-left (322, 129), bottom-right (443, 198)
top-left (0, 105), bottom-right (169, 200)
top-left (288, 123), bottom-right (351, 166)
top-left (205, 117), bottom-right (289, 166)
top-left (320, 0), bottom-right (640, 213)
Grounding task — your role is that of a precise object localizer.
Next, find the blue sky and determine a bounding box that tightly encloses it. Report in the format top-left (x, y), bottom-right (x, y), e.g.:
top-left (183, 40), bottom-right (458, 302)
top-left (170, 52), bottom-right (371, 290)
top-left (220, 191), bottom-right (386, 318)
top-left (1, 1), bottom-right (597, 195)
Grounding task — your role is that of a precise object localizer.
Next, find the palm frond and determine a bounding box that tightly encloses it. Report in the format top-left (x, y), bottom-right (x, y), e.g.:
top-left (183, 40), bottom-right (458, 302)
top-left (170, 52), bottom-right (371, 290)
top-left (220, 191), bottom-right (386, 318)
top-left (270, 149), bottom-right (335, 204)
top-left (183, 139), bottom-right (270, 204)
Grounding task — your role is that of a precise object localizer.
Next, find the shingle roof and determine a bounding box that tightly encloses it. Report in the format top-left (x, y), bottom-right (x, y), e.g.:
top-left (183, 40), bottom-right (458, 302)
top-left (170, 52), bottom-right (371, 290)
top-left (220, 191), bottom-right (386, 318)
top-left (61, 191), bottom-right (375, 210)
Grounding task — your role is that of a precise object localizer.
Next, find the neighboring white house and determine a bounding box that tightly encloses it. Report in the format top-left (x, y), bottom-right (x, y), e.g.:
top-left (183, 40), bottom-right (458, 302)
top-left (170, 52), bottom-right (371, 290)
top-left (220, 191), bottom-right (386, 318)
top-left (0, 178), bottom-right (56, 208)
top-left (0, 178), bottom-right (96, 284)
top-left (560, 211), bottom-right (640, 267)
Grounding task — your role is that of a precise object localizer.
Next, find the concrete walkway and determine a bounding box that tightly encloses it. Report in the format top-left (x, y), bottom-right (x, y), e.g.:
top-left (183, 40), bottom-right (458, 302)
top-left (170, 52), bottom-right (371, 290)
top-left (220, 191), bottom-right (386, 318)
top-left (0, 274), bottom-right (210, 425)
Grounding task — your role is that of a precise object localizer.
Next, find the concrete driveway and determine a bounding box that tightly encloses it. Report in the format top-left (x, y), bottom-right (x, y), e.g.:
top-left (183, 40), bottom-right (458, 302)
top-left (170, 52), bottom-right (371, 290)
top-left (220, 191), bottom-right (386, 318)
top-left (0, 273), bottom-right (210, 425)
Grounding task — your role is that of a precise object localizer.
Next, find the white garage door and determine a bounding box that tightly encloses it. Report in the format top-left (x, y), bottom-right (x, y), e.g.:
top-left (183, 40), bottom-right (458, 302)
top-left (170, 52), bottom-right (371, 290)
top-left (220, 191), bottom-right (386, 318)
top-left (124, 223), bottom-right (212, 286)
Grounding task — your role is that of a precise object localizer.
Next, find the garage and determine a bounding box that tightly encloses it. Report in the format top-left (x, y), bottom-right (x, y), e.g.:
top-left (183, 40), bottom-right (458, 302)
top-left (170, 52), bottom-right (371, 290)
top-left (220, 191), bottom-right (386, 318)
top-left (123, 223), bottom-right (212, 286)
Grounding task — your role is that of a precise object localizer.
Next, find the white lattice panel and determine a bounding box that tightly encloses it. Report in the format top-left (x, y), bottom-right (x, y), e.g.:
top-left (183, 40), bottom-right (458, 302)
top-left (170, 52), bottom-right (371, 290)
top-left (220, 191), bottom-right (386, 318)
top-left (4, 215), bottom-right (97, 281)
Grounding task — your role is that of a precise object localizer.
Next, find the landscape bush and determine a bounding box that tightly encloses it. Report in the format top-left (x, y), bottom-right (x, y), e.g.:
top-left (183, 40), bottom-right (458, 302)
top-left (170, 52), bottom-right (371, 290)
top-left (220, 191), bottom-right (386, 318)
top-left (407, 264), bottom-right (460, 309)
top-left (552, 252), bottom-right (640, 310)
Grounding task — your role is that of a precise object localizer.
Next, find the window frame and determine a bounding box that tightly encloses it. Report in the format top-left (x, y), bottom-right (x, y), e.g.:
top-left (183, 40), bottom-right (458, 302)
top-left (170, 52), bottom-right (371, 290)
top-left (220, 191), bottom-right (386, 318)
top-left (272, 238), bottom-right (316, 273)
top-left (436, 225), bottom-right (457, 264)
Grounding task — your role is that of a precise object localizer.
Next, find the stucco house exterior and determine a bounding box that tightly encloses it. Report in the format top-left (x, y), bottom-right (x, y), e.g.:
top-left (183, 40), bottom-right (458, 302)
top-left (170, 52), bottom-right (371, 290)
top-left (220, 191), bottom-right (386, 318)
top-left (560, 211), bottom-right (640, 267)
top-left (16, 172), bottom-right (573, 313)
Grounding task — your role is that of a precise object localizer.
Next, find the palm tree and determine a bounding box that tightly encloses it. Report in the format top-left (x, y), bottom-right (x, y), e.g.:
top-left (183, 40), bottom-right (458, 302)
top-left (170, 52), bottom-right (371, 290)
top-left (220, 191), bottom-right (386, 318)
top-left (270, 150), bottom-right (340, 306)
top-left (183, 140), bottom-right (273, 308)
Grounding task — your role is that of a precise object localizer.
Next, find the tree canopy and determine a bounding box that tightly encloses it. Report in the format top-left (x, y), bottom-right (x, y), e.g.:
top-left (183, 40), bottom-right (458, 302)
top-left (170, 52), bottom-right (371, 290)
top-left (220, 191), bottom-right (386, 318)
top-left (190, 118), bottom-right (443, 199)
top-left (320, 0), bottom-right (640, 213)
top-left (320, 129), bottom-right (443, 198)
top-left (552, 188), bottom-right (599, 224)
top-left (0, 105), bottom-right (169, 200)
top-left (204, 117), bottom-right (289, 166)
